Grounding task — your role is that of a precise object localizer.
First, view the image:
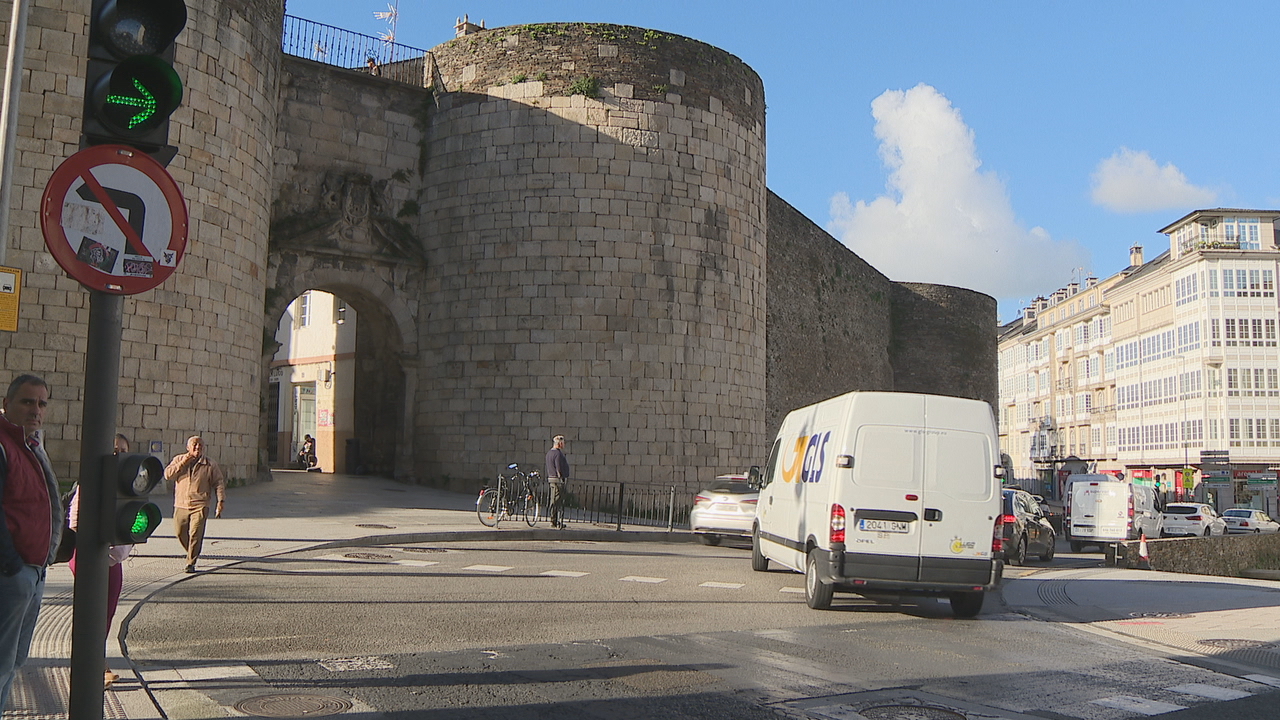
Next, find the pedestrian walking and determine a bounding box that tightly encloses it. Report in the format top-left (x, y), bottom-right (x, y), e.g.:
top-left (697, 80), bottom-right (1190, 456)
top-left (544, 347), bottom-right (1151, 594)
top-left (0, 375), bottom-right (61, 712)
top-left (164, 436), bottom-right (226, 573)
top-left (545, 435), bottom-right (569, 529)
top-left (67, 433), bottom-right (133, 688)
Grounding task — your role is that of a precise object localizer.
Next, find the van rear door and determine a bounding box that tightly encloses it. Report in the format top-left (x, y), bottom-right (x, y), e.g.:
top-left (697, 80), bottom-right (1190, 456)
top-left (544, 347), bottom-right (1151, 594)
top-left (846, 394), bottom-right (927, 581)
top-left (918, 396), bottom-right (998, 585)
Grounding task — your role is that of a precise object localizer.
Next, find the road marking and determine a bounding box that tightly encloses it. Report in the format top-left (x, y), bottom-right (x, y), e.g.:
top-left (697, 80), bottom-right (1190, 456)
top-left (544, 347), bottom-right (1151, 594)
top-left (320, 656), bottom-right (395, 672)
top-left (464, 564), bottom-right (513, 572)
top-left (620, 575), bottom-right (666, 584)
top-left (1245, 674), bottom-right (1280, 687)
top-left (541, 570), bottom-right (589, 577)
top-left (700, 581), bottom-right (745, 589)
top-left (1166, 683), bottom-right (1252, 701)
top-left (780, 587), bottom-right (805, 594)
top-left (1091, 696), bottom-right (1187, 715)
top-left (393, 560), bottom-right (439, 567)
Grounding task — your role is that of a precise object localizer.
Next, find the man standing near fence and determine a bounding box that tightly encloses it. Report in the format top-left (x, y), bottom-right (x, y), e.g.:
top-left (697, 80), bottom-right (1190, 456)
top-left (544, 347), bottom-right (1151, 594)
top-left (545, 435), bottom-right (569, 529)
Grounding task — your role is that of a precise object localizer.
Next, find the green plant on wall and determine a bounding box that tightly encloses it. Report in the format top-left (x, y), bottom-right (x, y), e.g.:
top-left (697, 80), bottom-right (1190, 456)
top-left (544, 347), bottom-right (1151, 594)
top-left (397, 199), bottom-right (420, 218)
top-left (567, 76), bottom-right (600, 97)
top-left (511, 73), bottom-right (527, 84)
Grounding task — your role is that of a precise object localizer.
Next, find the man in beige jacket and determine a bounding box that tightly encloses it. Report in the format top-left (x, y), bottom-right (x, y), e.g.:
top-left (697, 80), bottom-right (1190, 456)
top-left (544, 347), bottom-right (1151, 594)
top-left (164, 436), bottom-right (226, 573)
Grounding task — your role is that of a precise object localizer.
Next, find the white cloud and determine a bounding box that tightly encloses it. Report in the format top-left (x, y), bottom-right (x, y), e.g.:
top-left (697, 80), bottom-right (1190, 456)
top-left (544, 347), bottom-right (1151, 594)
top-left (828, 84), bottom-right (1088, 300)
top-left (1090, 148), bottom-right (1217, 213)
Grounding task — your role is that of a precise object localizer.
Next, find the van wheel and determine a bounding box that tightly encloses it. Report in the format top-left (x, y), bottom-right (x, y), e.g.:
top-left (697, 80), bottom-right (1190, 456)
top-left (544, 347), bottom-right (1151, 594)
top-left (699, 534), bottom-right (721, 546)
top-left (1007, 536), bottom-right (1026, 566)
top-left (750, 529), bottom-right (769, 572)
top-left (949, 591), bottom-right (984, 618)
top-left (1069, 540), bottom-right (1083, 553)
top-left (804, 550), bottom-right (834, 610)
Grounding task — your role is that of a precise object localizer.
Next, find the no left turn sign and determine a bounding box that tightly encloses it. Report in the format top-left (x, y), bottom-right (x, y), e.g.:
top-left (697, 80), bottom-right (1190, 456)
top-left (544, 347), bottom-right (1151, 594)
top-left (40, 144), bottom-right (188, 295)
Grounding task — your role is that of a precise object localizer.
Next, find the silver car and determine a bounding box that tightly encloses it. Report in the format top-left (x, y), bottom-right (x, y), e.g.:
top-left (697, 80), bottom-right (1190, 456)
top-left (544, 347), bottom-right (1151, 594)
top-left (1222, 508), bottom-right (1280, 534)
top-left (690, 474), bottom-right (758, 545)
top-left (1161, 503), bottom-right (1227, 537)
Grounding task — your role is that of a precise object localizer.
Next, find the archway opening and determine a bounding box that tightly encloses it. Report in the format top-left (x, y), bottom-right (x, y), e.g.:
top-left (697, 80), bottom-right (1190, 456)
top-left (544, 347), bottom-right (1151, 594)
top-left (267, 288), bottom-right (404, 477)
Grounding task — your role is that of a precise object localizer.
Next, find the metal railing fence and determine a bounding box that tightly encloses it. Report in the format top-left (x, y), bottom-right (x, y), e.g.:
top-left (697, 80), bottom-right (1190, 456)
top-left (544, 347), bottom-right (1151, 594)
top-left (559, 479), bottom-right (690, 531)
top-left (282, 15), bottom-right (435, 89)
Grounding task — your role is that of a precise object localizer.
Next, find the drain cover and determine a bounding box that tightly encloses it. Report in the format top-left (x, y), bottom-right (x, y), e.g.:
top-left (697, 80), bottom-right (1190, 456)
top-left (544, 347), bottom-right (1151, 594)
top-left (859, 706), bottom-right (966, 720)
top-left (344, 552), bottom-right (393, 560)
top-left (234, 693), bottom-right (352, 717)
top-left (1198, 638), bottom-right (1274, 650)
top-left (355, 523), bottom-right (394, 529)
top-left (401, 547), bottom-right (446, 554)
top-left (1129, 611), bottom-right (1193, 619)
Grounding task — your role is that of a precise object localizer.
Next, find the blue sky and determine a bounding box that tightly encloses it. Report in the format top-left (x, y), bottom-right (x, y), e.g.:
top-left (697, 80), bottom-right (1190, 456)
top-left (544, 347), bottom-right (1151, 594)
top-left (285, 1), bottom-right (1280, 321)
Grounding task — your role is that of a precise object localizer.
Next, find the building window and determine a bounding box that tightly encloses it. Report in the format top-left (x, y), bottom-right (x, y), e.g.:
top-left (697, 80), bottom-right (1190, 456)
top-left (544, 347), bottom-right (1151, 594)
top-left (295, 292), bottom-right (310, 327)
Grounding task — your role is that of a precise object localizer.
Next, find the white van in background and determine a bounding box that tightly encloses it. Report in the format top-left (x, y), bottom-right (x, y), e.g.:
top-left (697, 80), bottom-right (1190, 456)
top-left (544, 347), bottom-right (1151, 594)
top-left (752, 391), bottom-right (1004, 618)
top-left (1065, 474), bottom-right (1163, 552)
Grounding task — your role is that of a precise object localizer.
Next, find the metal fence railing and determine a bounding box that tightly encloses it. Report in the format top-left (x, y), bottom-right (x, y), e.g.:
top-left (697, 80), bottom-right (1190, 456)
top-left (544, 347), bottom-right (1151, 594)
top-left (282, 15), bottom-right (436, 90)
top-left (559, 480), bottom-right (691, 531)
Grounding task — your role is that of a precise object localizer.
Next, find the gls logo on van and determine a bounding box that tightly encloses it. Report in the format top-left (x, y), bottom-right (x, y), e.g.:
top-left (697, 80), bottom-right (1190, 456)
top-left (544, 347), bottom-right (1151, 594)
top-left (781, 432), bottom-right (831, 483)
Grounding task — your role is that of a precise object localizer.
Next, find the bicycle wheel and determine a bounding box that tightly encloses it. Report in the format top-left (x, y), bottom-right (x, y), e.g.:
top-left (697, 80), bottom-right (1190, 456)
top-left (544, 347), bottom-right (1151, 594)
top-left (525, 486), bottom-right (544, 526)
top-left (477, 488), bottom-right (500, 527)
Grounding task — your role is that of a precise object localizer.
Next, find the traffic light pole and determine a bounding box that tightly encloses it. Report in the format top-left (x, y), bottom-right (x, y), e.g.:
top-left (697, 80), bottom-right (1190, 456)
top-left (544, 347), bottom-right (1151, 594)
top-left (69, 290), bottom-right (123, 720)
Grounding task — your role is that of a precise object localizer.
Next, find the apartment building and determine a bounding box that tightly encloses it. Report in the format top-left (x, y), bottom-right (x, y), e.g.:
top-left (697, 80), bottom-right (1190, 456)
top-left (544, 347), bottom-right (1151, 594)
top-left (999, 209), bottom-right (1280, 517)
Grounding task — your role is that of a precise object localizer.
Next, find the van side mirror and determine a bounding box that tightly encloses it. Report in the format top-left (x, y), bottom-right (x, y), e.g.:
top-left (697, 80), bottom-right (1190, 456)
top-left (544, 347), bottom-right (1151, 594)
top-left (747, 465), bottom-right (762, 489)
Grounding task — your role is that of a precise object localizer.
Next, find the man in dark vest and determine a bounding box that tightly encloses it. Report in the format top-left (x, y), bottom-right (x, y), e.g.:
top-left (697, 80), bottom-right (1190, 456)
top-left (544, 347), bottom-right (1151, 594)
top-left (545, 435), bottom-right (569, 529)
top-left (0, 375), bottom-right (61, 712)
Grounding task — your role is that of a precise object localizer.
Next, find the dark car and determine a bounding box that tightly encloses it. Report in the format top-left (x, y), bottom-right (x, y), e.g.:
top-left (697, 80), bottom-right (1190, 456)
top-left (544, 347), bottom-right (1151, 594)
top-left (1001, 488), bottom-right (1056, 565)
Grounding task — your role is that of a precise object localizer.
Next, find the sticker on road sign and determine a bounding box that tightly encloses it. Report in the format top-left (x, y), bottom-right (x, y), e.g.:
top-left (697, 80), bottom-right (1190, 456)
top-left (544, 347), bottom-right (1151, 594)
top-left (40, 145), bottom-right (187, 295)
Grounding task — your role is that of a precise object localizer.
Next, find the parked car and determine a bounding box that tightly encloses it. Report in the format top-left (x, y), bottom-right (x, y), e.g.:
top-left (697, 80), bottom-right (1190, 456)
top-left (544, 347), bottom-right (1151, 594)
top-left (1161, 503), bottom-right (1227, 537)
top-left (1001, 489), bottom-right (1056, 565)
top-left (690, 474), bottom-right (758, 545)
top-left (1222, 508), bottom-right (1280, 534)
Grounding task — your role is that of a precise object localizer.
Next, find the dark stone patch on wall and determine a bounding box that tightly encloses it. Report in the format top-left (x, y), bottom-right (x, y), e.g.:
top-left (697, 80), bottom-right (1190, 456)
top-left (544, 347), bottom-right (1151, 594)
top-left (890, 282), bottom-right (997, 408)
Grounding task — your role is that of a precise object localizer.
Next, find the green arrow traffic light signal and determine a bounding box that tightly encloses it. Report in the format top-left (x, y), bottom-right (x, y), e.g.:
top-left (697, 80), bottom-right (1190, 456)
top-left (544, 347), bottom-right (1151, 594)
top-left (90, 55), bottom-right (183, 136)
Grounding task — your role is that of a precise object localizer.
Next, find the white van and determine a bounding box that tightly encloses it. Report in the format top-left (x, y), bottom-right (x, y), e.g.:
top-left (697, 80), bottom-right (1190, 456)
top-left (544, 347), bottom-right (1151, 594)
top-left (1065, 474), bottom-right (1163, 552)
top-left (752, 391), bottom-right (1003, 618)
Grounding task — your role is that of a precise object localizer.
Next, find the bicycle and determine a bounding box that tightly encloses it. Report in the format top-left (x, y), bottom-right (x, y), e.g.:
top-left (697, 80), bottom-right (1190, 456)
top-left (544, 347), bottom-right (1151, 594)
top-left (477, 464), bottom-right (544, 527)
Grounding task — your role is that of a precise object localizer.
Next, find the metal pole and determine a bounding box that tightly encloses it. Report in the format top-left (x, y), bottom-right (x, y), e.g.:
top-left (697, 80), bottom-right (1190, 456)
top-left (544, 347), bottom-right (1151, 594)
top-left (666, 486), bottom-right (675, 531)
top-left (69, 291), bottom-right (122, 720)
top-left (615, 483), bottom-right (624, 532)
top-left (0, 0), bottom-right (32, 263)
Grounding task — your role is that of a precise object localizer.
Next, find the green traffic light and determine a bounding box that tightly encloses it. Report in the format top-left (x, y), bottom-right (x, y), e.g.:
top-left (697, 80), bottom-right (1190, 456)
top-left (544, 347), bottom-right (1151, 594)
top-left (91, 55), bottom-right (182, 136)
top-left (105, 77), bottom-right (158, 129)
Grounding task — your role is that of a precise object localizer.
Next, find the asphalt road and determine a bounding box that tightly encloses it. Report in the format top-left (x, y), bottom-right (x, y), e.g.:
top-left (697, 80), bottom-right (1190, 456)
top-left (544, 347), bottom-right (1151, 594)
top-left (123, 539), bottom-right (1279, 719)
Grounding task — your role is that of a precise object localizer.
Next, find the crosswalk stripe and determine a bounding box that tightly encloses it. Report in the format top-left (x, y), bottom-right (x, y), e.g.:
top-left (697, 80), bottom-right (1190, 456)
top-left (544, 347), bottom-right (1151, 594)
top-left (393, 560), bottom-right (438, 567)
top-left (620, 576), bottom-right (666, 583)
top-left (700, 581), bottom-right (745, 589)
top-left (780, 587), bottom-right (804, 594)
top-left (1166, 683), bottom-right (1251, 701)
top-left (1245, 674), bottom-right (1280, 687)
top-left (464, 564), bottom-right (513, 572)
top-left (541, 570), bottom-right (588, 577)
top-left (1091, 696), bottom-right (1187, 715)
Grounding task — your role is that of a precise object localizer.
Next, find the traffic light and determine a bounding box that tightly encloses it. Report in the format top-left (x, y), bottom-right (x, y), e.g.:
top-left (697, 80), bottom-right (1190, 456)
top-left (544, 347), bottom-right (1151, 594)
top-left (104, 453), bottom-right (164, 545)
top-left (82, 0), bottom-right (187, 159)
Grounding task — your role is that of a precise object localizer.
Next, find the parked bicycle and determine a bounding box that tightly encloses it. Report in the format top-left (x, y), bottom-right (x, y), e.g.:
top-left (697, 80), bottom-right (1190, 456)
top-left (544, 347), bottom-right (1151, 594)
top-left (477, 463), bottom-right (546, 527)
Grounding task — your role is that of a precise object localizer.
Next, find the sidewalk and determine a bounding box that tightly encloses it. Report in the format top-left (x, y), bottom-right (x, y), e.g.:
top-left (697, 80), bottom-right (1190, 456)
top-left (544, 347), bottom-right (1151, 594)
top-left (4, 470), bottom-right (682, 720)
top-left (6, 472), bottom-right (1280, 719)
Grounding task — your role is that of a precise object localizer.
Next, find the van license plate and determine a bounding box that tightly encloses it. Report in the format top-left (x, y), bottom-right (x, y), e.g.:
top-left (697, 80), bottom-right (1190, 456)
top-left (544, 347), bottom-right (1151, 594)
top-left (858, 519), bottom-right (909, 533)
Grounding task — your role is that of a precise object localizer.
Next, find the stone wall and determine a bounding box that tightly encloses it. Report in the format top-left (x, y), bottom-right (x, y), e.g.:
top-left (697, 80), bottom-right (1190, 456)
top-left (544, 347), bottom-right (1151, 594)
top-left (0, 0), bottom-right (282, 483)
top-left (418, 23), bottom-right (767, 492)
top-left (1116, 533), bottom-right (1280, 577)
top-left (890, 282), bottom-right (998, 408)
top-left (764, 193), bottom-right (895, 440)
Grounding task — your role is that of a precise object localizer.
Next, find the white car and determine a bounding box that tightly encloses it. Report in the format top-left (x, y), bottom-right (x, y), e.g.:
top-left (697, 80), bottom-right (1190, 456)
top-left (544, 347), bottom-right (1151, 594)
top-left (1161, 503), bottom-right (1227, 537)
top-left (690, 474), bottom-right (758, 545)
top-left (1222, 508), bottom-right (1280, 534)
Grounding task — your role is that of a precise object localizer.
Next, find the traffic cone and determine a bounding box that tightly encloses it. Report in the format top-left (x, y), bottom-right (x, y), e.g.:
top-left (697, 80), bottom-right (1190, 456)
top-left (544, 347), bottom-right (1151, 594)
top-left (1136, 531), bottom-right (1151, 570)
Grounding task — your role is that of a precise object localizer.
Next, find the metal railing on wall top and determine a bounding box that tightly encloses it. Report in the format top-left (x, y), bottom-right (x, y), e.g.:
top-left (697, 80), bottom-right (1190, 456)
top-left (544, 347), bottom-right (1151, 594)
top-left (282, 15), bottom-right (438, 90)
